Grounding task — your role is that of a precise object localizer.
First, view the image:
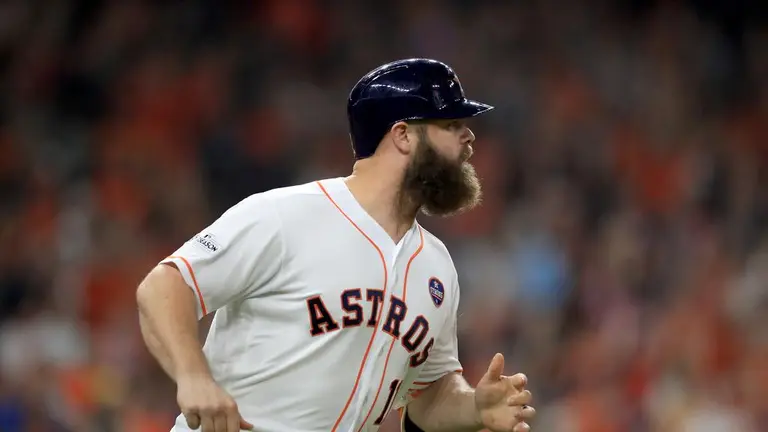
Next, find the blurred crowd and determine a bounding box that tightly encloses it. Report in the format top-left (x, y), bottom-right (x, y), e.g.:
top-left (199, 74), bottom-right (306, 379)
top-left (0, 0), bottom-right (766, 431)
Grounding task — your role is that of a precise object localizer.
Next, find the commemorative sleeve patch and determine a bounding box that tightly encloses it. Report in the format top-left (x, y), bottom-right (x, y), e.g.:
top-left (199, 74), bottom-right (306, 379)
top-left (428, 277), bottom-right (444, 307)
top-left (192, 233), bottom-right (221, 253)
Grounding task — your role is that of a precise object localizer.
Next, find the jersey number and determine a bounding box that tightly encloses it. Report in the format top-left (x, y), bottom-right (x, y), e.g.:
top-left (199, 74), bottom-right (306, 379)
top-left (374, 379), bottom-right (402, 425)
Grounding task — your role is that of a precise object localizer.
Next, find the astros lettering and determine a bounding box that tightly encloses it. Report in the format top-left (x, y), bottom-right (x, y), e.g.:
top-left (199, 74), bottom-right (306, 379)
top-left (306, 289), bottom-right (433, 367)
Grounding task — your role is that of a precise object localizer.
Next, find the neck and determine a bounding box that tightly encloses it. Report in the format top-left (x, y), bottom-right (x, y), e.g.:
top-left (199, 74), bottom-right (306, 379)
top-left (344, 161), bottom-right (419, 243)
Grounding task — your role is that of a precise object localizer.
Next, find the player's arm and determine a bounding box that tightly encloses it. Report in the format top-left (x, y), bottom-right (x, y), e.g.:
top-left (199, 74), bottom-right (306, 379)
top-left (138, 263), bottom-right (256, 432)
top-left (399, 289), bottom-right (481, 432)
top-left (398, 276), bottom-right (479, 432)
top-left (404, 372), bottom-right (482, 432)
top-left (137, 193), bottom-right (281, 380)
top-left (402, 276), bottom-right (533, 432)
top-left (137, 263), bottom-right (209, 382)
top-left (136, 194), bottom-right (283, 431)
top-left (404, 360), bottom-right (532, 432)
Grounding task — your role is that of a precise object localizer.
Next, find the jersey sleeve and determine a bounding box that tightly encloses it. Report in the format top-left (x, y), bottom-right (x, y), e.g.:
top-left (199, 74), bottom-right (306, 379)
top-left (394, 275), bottom-right (463, 429)
top-left (416, 275), bottom-right (463, 385)
top-left (160, 194), bottom-right (284, 318)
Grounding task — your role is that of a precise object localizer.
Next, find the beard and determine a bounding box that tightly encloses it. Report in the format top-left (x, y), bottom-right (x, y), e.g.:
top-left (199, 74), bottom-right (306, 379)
top-left (400, 133), bottom-right (482, 217)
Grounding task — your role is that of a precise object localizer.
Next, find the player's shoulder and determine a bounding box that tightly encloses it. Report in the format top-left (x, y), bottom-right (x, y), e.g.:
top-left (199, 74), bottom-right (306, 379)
top-left (417, 225), bottom-right (462, 302)
top-left (260, 178), bottom-right (332, 201)
top-left (215, 179), bottom-right (329, 223)
top-left (263, 177), bottom-right (365, 210)
top-left (232, 178), bottom-right (334, 210)
top-left (418, 224), bottom-right (457, 271)
top-left (236, 178), bottom-right (317, 204)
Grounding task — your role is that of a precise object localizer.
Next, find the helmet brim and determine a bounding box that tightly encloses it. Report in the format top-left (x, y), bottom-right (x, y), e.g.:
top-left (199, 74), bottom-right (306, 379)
top-left (439, 99), bottom-right (495, 119)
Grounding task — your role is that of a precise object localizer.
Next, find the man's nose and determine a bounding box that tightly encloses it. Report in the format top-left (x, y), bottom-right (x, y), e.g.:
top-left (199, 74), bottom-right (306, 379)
top-left (462, 127), bottom-right (475, 145)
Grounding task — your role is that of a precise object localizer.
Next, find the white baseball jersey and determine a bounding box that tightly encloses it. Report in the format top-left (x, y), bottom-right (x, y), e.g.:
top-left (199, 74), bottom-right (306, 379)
top-left (162, 177), bottom-right (463, 432)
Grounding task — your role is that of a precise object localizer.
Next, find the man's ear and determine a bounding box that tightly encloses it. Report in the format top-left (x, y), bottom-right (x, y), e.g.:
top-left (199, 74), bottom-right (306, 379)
top-left (389, 121), bottom-right (415, 156)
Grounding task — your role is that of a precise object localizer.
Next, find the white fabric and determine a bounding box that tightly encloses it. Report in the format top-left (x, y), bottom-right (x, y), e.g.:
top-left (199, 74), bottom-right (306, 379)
top-left (164, 178), bottom-right (462, 432)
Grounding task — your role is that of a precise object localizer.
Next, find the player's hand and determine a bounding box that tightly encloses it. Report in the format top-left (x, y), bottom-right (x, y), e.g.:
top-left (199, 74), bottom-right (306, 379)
top-left (473, 353), bottom-right (535, 432)
top-left (177, 374), bottom-right (254, 432)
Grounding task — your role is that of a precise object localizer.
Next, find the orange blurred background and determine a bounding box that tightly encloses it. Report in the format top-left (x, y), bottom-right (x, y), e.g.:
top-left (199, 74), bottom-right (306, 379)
top-left (0, 1), bottom-right (766, 431)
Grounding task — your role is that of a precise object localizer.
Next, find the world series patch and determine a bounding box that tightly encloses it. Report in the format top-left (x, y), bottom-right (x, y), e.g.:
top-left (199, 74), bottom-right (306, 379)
top-left (428, 277), bottom-right (444, 307)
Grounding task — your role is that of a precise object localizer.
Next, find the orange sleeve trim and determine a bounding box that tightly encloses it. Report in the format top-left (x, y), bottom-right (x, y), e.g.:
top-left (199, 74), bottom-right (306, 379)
top-left (166, 255), bottom-right (208, 316)
top-left (412, 369), bottom-right (463, 386)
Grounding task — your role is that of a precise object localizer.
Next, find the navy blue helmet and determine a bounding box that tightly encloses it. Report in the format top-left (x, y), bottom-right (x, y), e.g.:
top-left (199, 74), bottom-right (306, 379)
top-left (347, 58), bottom-right (494, 160)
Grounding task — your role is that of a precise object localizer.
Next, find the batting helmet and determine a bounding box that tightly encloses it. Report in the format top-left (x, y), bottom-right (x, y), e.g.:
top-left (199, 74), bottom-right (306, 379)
top-left (347, 58), bottom-right (494, 160)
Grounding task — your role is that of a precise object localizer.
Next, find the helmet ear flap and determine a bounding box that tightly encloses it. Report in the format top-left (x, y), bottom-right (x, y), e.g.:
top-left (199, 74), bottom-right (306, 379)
top-left (348, 99), bottom-right (392, 160)
top-left (348, 96), bottom-right (424, 160)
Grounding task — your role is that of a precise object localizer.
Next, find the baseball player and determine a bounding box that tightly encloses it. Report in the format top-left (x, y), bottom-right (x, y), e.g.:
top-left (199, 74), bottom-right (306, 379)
top-left (137, 58), bottom-right (535, 432)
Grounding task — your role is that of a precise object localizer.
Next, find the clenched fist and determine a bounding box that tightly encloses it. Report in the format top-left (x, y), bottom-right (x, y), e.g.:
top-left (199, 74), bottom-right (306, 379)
top-left (177, 375), bottom-right (254, 432)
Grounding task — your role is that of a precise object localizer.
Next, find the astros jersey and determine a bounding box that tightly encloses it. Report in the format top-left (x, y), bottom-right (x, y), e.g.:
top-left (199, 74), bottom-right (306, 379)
top-left (163, 178), bottom-right (463, 432)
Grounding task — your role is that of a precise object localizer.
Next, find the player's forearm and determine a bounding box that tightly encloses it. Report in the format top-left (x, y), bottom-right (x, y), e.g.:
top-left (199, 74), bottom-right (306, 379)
top-left (139, 311), bottom-right (176, 377)
top-left (407, 373), bottom-right (482, 432)
top-left (136, 265), bottom-right (211, 382)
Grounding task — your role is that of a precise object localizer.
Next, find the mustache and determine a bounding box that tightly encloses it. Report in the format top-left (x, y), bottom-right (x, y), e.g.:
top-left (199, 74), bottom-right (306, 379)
top-left (461, 146), bottom-right (473, 161)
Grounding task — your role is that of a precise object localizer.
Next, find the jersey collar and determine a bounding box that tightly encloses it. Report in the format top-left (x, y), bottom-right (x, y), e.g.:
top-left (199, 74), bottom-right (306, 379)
top-left (319, 177), bottom-right (418, 259)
